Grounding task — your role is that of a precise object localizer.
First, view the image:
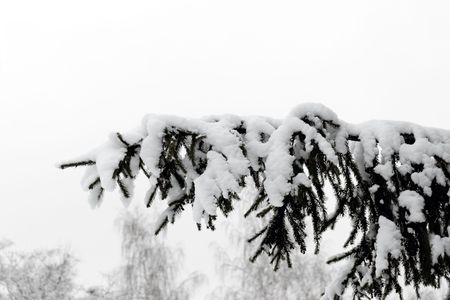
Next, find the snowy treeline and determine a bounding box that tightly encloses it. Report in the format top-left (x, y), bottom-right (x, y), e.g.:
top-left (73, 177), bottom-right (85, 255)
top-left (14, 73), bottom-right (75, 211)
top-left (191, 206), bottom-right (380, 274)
top-left (0, 240), bottom-right (75, 300)
top-left (1, 206), bottom-right (447, 299)
top-left (0, 208), bottom-right (337, 300)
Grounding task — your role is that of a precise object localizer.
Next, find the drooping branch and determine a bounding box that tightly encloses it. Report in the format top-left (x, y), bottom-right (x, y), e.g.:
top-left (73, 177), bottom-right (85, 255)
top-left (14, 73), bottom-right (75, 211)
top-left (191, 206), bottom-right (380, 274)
top-left (59, 103), bottom-right (450, 299)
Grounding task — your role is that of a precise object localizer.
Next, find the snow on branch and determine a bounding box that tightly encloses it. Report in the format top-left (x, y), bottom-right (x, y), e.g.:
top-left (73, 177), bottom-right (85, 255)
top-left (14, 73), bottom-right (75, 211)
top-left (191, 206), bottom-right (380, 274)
top-left (59, 103), bottom-right (450, 299)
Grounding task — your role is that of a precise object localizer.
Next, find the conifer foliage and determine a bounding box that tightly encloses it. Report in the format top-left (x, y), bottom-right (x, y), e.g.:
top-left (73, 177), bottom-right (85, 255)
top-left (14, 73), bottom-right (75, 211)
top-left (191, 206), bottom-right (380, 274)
top-left (60, 104), bottom-right (450, 299)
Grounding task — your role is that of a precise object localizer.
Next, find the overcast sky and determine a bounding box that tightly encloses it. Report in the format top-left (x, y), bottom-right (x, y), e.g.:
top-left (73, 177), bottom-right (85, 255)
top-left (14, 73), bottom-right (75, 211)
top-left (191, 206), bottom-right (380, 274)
top-left (1, 0), bottom-right (450, 290)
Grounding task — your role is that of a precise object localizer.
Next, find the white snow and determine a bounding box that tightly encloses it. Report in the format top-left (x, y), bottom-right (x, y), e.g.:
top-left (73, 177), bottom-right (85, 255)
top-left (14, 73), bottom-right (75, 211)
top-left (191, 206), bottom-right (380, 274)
top-left (374, 162), bottom-right (394, 181)
top-left (430, 229), bottom-right (450, 264)
top-left (292, 173), bottom-right (312, 188)
top-left (264, 115), bottom-right (339, 206)
top-left (375, 216), bottom-right (403, 277)
top-left (87, 184), bottom-right (103, 209)
top-left (94, 138), bottom-right (127, 191)
top-left (398, 190), bottom-right (425, 223)
top-left (369, 184), bottom-right (380, 194)
top-left (263, 117), bottom-right (300, 206)
top-left (289, 102), bottom-right (339, 124)
top-left (193, 151), bottom-right (239, 223)
top-left (245, 117), bottom-right (277, 170)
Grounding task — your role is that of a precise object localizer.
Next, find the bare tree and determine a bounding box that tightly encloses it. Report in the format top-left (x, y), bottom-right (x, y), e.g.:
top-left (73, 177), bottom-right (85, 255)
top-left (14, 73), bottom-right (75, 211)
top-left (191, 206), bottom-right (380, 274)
top-left (101, 207), bottom-right (205, 300)
top-left (0, 241), bottom-right (76, 300)
top-left (211, 248), bottom-right (330, 300)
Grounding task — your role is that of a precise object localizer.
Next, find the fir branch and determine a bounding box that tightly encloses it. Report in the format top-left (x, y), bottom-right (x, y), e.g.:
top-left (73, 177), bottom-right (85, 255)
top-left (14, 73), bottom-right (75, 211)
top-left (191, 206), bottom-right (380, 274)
top-left (115, 132), bottom-right (130, 146)
top-left (117, 178), bottom-right (130, 199)
top-left (88, 177), bottom-right (100, 190)
top-left (59, 104), bottom-right (450, 298)
top-left (139, 158), bottom-right (151, 178)
top-left (59, 160), bottom-right (95, 169)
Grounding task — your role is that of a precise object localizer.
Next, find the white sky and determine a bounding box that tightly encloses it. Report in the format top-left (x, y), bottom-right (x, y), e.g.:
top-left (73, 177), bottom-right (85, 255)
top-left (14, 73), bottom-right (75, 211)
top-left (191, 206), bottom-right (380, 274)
top-left (1, 0), bottom-right (450, 292)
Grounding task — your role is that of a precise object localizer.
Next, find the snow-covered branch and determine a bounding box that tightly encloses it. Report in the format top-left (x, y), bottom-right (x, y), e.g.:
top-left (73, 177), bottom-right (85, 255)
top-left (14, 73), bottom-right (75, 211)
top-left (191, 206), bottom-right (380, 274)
top-left (60, 103), bottom-right (450, 299)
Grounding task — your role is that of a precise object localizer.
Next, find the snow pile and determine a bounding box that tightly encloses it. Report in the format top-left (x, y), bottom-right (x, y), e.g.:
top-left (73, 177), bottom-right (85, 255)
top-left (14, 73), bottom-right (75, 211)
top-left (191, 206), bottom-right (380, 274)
top-left (192, 151), bottom-right (240, 222)
top-left (375, 216), bottom-right (403, 277)
top-left (430, 229), bottom-right (450, 264)
top-left (398, 190), bottom-right (425, 223)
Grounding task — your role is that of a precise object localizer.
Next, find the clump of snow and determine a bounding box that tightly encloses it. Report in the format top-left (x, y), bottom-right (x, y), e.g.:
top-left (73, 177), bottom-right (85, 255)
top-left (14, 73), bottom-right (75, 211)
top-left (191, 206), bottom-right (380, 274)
top-left (292, 173), bottom-right (312, 188)
top-left (264, 114), bottom-right (340, 206)
top-left (398, 190), bottom-right (425, 223)
top-left (430, 230), bottom-right (450, 264)
top-left (245, 117), bottom-right (277, 170)
top-left (375, 216), bottom-right (403, 277)
top-left (369, 184), bottom-right (379, 194)
top-left (94, 138), bottom-right (127, 191)
top-left (87, 184), bottom-right (103, 209)
top-left (263, 117), bottom-right (301, 206)
top-left (374, 162), bottom-right (394, 181)
top-left (289, 102), bottom-right (339, 124)
top-left (193, 151), bottom-right (239, 223)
